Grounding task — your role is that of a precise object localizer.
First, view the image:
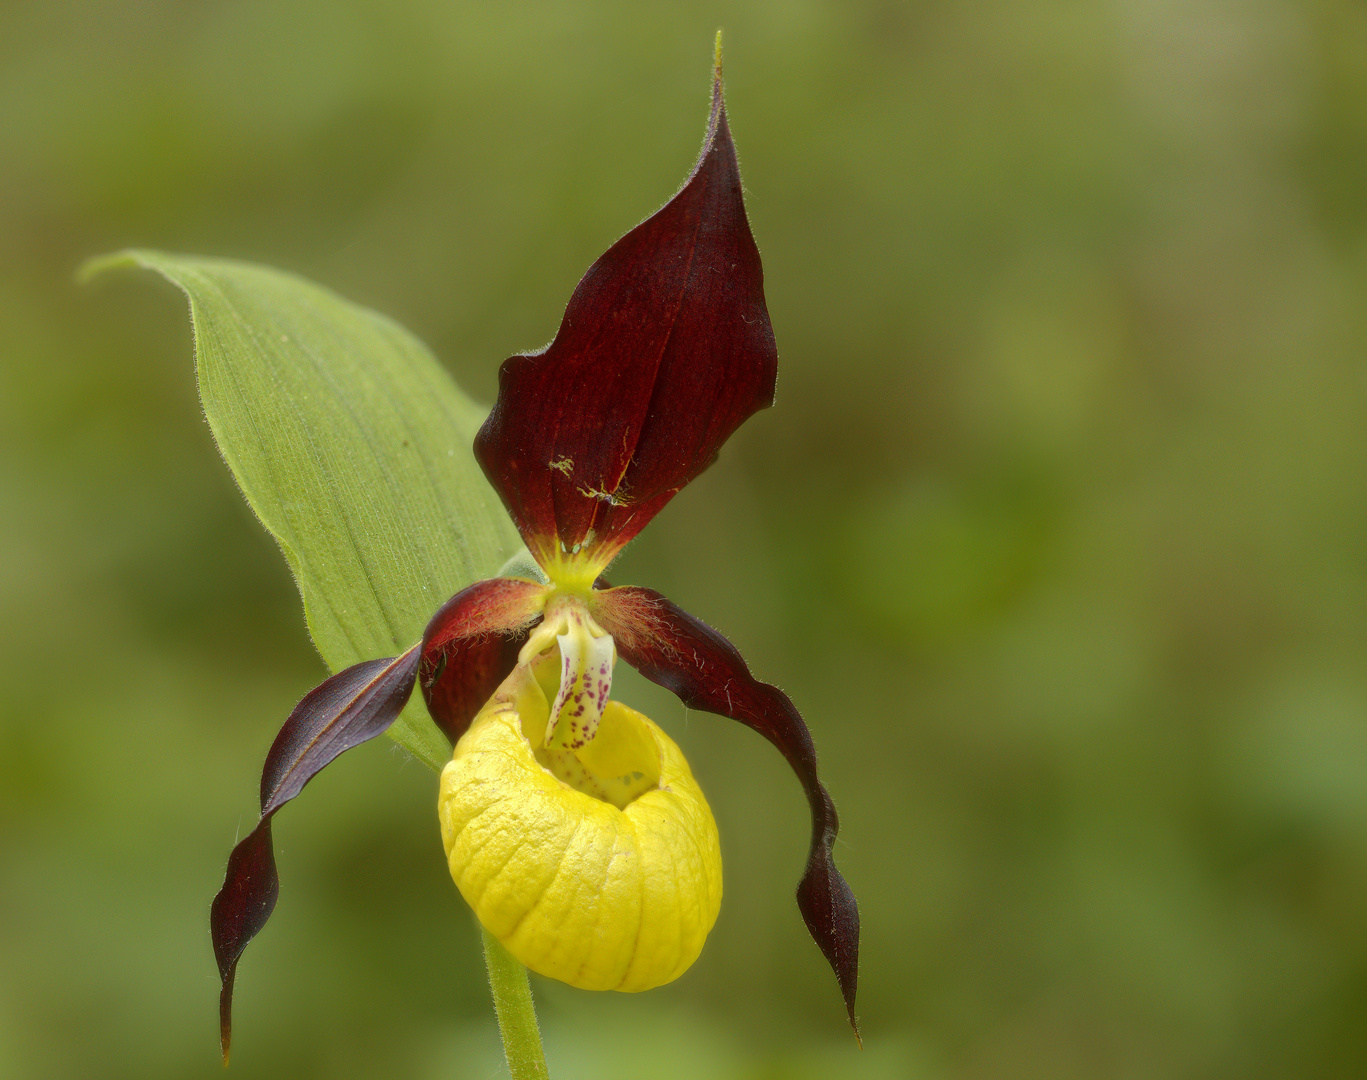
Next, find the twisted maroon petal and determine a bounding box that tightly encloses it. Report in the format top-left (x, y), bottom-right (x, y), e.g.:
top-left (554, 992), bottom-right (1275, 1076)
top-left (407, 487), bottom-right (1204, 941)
top-left (419, 577), bottom-right (548, 741)
top-left (475, 69), bottom-right (777, 570)
top-left (210, 646), bottom-right (421, 1063)
top-left (591, 586), bottom-right (860, 1034)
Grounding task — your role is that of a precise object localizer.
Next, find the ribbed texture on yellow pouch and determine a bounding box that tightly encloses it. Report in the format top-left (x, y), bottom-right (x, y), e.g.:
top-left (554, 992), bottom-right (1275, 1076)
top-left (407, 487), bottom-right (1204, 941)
top-left (439, 697), bottom-right (722, 991)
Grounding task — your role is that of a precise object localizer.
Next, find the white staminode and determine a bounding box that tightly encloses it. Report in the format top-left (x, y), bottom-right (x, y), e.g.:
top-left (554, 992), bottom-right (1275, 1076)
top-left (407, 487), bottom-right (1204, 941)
top-left (517, 595), bottom-right (617, 751)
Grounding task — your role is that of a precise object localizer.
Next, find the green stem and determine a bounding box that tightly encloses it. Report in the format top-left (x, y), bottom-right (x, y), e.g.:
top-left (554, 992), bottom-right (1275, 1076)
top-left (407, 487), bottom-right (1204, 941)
top-left (481, 926), bottom-right (550, 1080)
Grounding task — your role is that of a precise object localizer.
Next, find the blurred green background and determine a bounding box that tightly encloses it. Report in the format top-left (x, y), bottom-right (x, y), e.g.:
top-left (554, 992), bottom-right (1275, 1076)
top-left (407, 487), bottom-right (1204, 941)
top-left (4, 1), bottom-right (1367, 1077)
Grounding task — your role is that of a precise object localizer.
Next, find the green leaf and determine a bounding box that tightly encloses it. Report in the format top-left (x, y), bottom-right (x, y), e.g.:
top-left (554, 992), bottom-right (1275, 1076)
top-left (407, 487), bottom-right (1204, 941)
top-left (84, 250), bottom-right (520, 770)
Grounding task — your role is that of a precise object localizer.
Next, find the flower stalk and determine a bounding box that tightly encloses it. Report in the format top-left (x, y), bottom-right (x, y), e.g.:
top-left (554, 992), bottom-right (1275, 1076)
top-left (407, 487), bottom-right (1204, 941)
top-left (482, 927), bottom-right (550, 1080)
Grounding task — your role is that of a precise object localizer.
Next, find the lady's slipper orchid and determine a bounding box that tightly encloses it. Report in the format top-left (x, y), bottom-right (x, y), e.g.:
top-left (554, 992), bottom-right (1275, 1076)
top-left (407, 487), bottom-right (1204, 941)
top-left (210, 65), bottom-right (860, 1060)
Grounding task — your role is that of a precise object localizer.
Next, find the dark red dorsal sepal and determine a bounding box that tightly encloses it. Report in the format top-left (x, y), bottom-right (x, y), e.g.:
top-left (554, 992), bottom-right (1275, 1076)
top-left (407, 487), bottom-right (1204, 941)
top-left (591, 586), bottom-right (861, 1036)
top-left (475, 65), bottom-right (778, 574)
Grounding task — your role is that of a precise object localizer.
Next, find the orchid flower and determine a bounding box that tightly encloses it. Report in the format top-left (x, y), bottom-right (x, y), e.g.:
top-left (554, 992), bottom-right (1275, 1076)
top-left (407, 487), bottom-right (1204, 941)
top-left (209, 62), bottom-right (860, 1061)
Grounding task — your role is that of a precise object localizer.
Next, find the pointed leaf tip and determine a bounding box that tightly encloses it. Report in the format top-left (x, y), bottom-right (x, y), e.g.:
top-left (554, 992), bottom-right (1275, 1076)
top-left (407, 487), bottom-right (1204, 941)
top-left (475, 63), bottom-right (776, 572)
top-left (591, 587), bottom-right (861, 1025)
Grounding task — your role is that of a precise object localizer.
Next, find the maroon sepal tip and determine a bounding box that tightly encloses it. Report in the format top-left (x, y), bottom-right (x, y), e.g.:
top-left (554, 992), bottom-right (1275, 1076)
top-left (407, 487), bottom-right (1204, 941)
top-left (591, 586), bottom-right (861, 1034)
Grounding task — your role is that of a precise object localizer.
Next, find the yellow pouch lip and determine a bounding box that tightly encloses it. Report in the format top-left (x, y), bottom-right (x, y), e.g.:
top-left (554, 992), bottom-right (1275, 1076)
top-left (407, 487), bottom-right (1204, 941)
top-left (439, 693), bottom-right (722, 992)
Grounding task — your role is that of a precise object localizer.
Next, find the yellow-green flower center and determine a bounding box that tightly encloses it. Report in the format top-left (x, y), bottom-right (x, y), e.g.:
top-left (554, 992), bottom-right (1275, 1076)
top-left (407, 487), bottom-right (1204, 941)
top-left (517, 593), bottom-right (655, 807)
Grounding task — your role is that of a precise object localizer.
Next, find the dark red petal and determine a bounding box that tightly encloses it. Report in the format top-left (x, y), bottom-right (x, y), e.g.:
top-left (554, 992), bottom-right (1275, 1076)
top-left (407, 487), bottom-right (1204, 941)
top-left (420, 576), bottom-right (547, 655)
top-left (421, 633), bottom-right (526, 744)
top-left (592, 587), bottom-right (860, 1033)
top-left (419, 577), bottom-right (547, 742)
top-left (210, 646), bottom-right (421, 1062)
top-left (475, 67), bottom-right (777, 570)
